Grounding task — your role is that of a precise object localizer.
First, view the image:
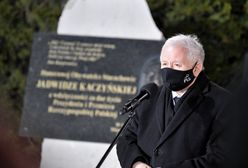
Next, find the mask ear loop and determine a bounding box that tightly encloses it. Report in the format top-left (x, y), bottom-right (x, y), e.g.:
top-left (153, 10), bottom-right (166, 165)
top-left (192, 62), bottom-right (198, 76)
top-left (193, 62), bottom-right (198, 68)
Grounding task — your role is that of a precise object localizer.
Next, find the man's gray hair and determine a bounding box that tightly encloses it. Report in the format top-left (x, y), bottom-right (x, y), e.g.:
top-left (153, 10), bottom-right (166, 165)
top-left (163, 34), bottom-right (205, 64)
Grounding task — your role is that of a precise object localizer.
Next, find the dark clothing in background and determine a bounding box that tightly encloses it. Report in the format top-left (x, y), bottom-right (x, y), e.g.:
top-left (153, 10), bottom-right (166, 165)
top-left (222, 82), bottom-right (248, 168)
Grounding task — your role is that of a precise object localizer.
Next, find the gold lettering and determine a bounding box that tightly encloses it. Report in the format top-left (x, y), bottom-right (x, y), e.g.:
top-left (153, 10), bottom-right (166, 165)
top-left (40, 69), bottom-right (70, 79)
top-left (94, 110), bottom-right (118, 119)
top-left (79, 82), bottom-right (137, 95)
top-left (102, 74), bottom-right (136, 83)
top-left (48, 106), bottom-right (94, 117)
top-left (36, 80), bottom-right (78, 91)
top-left (51, 92), bottom-right (88, 101)
top-left (110, 127), bottom-right (120, 133)
top-left (106, 96), bottom-right (121, 103)
top-left (88, 102), bottom-right (115, 110)
top-left (53, 99), bottom-right (84, 108)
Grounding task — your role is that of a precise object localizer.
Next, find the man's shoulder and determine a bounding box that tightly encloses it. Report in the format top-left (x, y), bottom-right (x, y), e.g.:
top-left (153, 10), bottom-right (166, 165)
top-left (207, 81), bottom-right (231, 100)
top-left (149, 84), bottom-right (165, 98)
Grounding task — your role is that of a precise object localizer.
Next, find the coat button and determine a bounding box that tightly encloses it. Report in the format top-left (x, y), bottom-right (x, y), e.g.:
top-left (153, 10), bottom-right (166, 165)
top-left (154, 148), bottom-right (164, 156)
top-left (154, 149), bottom-right (158, 156)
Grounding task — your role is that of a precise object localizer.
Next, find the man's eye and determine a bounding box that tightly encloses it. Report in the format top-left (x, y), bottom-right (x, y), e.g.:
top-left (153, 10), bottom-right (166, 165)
top-left (163, 63), bottom-right (167, 66)
top-left (175, 64), bottom-right (181, 67)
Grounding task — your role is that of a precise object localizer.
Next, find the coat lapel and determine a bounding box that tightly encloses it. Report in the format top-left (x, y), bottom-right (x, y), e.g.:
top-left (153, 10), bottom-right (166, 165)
top-left (155, 86), bottom-right (167, 135)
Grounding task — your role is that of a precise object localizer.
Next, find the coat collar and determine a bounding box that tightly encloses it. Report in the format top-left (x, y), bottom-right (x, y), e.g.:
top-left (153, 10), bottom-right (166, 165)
top-left (155, 71), bottom-right (210, 148)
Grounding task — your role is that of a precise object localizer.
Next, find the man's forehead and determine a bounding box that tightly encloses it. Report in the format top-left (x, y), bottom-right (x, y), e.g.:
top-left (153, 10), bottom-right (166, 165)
top-left (162, 44), bottom-right (187, 53)
top-left (161, 46), bottom-right (188, 59)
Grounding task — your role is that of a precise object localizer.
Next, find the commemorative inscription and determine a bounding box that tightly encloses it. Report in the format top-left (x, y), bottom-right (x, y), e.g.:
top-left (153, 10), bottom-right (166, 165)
top-left (20, 33), bottom-right (163, 142)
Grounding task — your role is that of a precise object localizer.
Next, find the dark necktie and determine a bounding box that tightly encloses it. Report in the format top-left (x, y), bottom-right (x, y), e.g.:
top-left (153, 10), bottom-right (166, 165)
top-left (173, 97), bottom-right (180, 106)
top-left (167, 97), bottom-right (180, 126)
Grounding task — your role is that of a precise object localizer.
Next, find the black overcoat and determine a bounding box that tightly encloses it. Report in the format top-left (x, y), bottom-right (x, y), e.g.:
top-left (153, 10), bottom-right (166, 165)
top-left (117, 72), bottom-right (229, 168)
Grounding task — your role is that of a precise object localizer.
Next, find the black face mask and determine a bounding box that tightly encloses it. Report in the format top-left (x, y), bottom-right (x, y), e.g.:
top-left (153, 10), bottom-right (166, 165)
top-left (161, 63), bottom-right (197, 91)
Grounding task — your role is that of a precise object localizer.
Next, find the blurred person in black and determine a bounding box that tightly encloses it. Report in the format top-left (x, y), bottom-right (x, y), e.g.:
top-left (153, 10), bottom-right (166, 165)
top-left (117, 34), bottom-right (230, 168)
top-left (222, 74), bottom-right (248, 167)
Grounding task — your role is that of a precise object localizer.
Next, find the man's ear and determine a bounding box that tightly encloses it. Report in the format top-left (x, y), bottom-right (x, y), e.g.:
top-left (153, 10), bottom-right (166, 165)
top-left (193, 62), bottom-right (203, 77)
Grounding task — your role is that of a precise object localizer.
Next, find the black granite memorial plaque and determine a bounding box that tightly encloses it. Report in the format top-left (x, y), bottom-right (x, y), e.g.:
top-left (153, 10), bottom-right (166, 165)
top-left (19, 33), bottom-right (164, 143)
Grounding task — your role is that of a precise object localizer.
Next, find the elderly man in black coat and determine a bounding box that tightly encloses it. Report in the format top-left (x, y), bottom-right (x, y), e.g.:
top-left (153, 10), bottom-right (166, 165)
top-left (117, 34), bottom-right (229, 168)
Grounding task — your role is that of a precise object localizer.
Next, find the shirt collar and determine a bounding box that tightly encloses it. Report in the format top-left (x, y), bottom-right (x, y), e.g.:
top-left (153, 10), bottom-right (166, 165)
top-left (172, 90), bottom-right (187, 99)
